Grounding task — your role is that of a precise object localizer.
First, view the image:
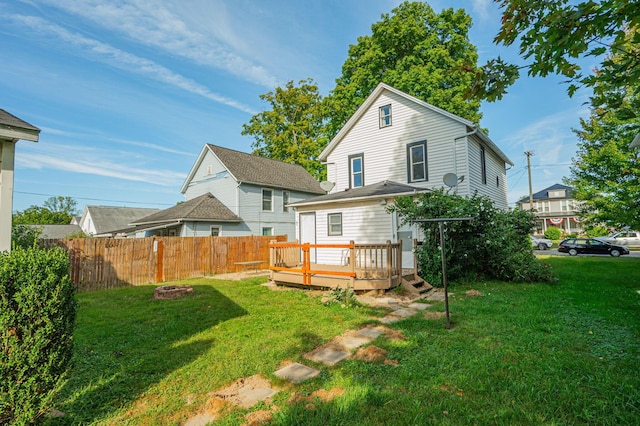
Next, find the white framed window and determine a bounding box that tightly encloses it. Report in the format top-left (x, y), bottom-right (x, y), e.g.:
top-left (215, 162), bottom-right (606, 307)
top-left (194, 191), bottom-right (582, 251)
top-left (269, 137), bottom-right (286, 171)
top-left (561, 200), bottom-right (568, 211)
top-left (407, 141), bottom-right (427, 182)
top-left (262, 227), bottom-right (273, 236)
top-left (262, 188), bottom-right (273, 211)
top-left (283, 190), bottom-right (290, 213)
top-left (349, 154), bottom-right (364, 188)
top-left (480, 146), bottom-right (487, 185)
top-left (328, 213), bottom-right (342, 236)
top-left (379, 104), bottom-right (392, 128)
top-left (211, 226), bottom-right (221, 236)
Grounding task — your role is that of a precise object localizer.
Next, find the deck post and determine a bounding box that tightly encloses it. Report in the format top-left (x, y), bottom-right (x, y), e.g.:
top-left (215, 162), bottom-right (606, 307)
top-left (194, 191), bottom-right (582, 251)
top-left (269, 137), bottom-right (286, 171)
top-left (386, 240), bottom-right (392, 287)
top-left (413, 238), bottom-right (418, 276)
top-left (349, 240), bottom-right (355, 283)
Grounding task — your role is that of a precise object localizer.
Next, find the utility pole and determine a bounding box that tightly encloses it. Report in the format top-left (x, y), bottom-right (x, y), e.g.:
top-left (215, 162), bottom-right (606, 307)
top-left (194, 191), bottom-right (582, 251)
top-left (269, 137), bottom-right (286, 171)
top-left (525, 150), bottom-right (535, 210)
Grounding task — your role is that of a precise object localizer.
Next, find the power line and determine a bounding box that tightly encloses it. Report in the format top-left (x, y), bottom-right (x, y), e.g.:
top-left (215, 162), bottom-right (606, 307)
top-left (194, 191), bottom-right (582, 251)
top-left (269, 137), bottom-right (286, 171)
top-left (14, 191), bottom-right (176, 207)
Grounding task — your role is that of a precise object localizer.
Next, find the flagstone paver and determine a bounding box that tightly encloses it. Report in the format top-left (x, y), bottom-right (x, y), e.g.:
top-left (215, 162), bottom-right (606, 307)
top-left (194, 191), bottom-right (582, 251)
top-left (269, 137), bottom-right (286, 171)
top-left (307, 347), bottom-right (350, 366)
top-left (356, 327), bottom-right (384, 339)
top-left (274, 363), bottom-right (320, 384)
top-left (388, 308), bottom-right (417, 318)
top-left (379, 316), bottom-right (401, 324)
top-left (408, 302), bottom-right (431, 310)
top-left (236, 386), bottom-right (279, 409)
top-left (336, 334), bottom-right (372, 350)
top-left (183, 413), bottom-right (217, 426)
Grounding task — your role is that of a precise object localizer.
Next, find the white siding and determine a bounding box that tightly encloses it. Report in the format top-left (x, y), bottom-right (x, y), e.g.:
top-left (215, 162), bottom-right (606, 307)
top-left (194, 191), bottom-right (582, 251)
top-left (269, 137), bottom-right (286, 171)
top-left (467, 138), bottom-right (508, 210)
top-left (183, 150), bottom-right (238, 212)
top-left (326, 91), bottom-right (468, 194)
top-left (296, 200), bottom-right (393, 265)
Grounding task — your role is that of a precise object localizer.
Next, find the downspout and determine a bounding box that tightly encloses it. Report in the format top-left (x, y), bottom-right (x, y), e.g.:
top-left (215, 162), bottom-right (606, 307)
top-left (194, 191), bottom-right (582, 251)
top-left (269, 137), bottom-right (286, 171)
top-left (453, 127), bottom-right (479, 194)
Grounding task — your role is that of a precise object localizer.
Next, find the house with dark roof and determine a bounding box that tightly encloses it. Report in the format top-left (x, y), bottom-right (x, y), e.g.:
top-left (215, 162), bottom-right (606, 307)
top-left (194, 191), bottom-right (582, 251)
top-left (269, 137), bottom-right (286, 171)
top-left (516, 183), bottom-right (584, 235)
top-left (0, 109), bottom-right (40, 251)
top-left (290, 83), bottom-right (513, 268)
top-left (129, 144), bottom-right (324, 238)
top-left (79, 205), bottom-right (162, 237)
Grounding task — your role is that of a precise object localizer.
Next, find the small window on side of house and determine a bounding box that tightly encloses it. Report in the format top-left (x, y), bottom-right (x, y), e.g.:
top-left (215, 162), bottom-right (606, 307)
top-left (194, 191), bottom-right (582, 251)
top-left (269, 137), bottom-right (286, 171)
top-left (379, 104), bottom-right (392, 128)
top-left (480, 146), bottom-right (487, 185)
top-left (283, 190), bottom-right (290, 213)
top-left (406, 141), bottom-right (427, 183)
top-left (349, 154), bottom-right (364, 188)
top-left (328, 213), bottom-right (342, 236)
top-left (262, 227), bottom-right (273, 236)
top-left (262, 188), bottom-right (273, 211)
top-left (211, 226), bottom-right (221, 237)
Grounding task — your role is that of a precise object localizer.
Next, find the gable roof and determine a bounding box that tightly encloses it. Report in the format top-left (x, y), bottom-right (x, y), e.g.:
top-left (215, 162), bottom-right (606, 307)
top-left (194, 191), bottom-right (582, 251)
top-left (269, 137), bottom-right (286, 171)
top-left (29, 224), bottom-right (83, 239)
top-left (180, 144), bottom-right (324, 195)
top-left (290, 180), bottom-right (428, 207)
top-left (130, 193), bottom-right (242, 226)
top-left (82, 206), bottom-right (162, 234)
top-left (517, 183), bottom-right (574, 203)
top-left (0, 109), bottom-right (40, 142)
top-left (319, 82), bottom-right (513, 166)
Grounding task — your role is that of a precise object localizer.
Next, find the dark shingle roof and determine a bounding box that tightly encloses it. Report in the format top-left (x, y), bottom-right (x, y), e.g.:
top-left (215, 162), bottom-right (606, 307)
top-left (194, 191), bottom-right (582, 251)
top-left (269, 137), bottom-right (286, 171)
top-left (207, 144), bottom-right (324, 194)
top-left (291, 181), bottom-right (427, 206)
top-left (86, 206), bottom-right (162, 234)
top-left (0, 109), bottom-right (40, 131)
top-left (517, 183), bottom-right (574, 203)
top-left (131, 193), bottom-right (242, 225)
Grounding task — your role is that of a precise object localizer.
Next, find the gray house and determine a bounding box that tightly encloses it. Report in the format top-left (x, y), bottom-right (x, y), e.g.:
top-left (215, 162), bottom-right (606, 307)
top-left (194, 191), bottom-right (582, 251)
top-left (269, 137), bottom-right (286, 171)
top-left (79, 205), bottom-right (161, 237)
top-left (129, 144), bottom-right (324, 238)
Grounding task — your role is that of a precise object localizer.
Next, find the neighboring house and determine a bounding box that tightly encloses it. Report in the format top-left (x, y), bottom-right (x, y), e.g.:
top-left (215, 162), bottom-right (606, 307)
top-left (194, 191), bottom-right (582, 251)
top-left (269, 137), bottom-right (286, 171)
top-left (174, 144), bottom-right (325, 239)
top-left (126, 193), bottom-right (243, 237)
top-left (0, 109), bottom-right (40, 252)
top-left (79, 205), bottom-right (161, 237)
top-left (29, 224), bottom-right (83, 239)
top-left (291, 83), bottom-right (513, 268)
top-left (516, 183), bottom-right (584, 235)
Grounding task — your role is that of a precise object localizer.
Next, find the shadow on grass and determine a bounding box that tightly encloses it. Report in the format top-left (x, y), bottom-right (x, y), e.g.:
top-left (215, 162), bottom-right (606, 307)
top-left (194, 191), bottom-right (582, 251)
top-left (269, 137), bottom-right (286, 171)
top-left (47, 284), bottom-right (247, 425)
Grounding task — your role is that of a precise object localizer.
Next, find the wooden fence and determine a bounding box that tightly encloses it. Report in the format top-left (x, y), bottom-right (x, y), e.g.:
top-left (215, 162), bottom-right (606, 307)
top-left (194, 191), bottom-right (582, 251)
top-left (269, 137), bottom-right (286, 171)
top-left (41, 235), bottom-right (286, 292)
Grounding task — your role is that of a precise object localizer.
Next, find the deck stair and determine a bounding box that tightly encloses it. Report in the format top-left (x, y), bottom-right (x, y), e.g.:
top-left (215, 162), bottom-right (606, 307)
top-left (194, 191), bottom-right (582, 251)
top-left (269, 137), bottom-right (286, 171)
top-left (401, 272), bottom-right (432, 295)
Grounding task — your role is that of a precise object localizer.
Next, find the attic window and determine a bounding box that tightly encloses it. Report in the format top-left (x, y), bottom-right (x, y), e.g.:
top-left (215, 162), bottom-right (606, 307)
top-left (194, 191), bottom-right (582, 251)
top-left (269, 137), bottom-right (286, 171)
top-left (206, 165), bottom-right (213, 175)
top-left (379, 104), bottom-right (392, 128)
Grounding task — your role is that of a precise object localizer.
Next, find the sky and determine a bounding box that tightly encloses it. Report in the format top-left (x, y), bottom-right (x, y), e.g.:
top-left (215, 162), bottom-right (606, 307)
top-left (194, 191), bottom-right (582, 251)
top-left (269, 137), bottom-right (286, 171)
top-left (1, 0), bottom-right (596, 215)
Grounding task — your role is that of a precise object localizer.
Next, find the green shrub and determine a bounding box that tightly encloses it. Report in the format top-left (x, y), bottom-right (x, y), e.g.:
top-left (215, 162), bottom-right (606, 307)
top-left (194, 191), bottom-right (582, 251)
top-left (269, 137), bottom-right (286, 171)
top-left (586, 225), bottom-right (609, 238)
top-left (11, 224), bottom-right (41, 250)
top-left (0, 247), bottom-right (76, 425)
top-left (544, 227), bottom-right (562, 240)
top-left (391, 189), bottom-right (552, 285)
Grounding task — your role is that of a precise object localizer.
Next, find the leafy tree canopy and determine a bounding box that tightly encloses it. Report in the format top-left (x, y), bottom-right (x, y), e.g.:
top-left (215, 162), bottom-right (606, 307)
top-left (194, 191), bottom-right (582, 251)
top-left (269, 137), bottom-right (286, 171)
top-left (474, 0), bottom-right (639, 105)
top-left (242, 78), bottom-right (328, 180)
top-left (325, 1), bottom-right (485, 138)
top-left (13, 196), bottom-right (79, 225)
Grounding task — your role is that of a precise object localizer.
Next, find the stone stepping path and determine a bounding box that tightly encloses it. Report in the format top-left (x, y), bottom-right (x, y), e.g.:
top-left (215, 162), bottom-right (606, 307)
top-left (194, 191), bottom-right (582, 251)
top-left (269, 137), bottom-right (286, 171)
top-left (183, 297), bottom-right (437, 424)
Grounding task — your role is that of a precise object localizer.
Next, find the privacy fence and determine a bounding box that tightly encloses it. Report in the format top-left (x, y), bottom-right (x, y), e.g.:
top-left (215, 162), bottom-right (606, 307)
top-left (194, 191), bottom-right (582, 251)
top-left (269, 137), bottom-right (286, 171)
top-left (41, 235), bottom-right (286, 292)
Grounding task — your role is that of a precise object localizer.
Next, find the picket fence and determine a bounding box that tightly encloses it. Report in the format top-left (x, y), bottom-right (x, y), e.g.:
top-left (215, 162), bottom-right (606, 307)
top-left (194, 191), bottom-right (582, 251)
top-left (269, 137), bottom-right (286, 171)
top-left (41, 235), bottom-right (286, 292)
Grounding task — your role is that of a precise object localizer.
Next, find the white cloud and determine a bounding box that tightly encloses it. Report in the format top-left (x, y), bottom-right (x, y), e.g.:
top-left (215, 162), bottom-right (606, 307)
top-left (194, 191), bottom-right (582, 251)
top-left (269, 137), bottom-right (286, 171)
top-left (471, 0), bottom-right (492, 20)
top-left (9, 13), bottom-right (256, 114)
top-left (35, 0), bottom-right (278, 88)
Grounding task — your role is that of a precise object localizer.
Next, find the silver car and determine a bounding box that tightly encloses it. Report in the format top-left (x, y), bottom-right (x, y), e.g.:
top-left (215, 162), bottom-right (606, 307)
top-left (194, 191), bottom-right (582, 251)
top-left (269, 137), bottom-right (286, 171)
top-left (530, 236), bottom-right (553, 250)
top-left (596, 231), bottom-right (640, 247)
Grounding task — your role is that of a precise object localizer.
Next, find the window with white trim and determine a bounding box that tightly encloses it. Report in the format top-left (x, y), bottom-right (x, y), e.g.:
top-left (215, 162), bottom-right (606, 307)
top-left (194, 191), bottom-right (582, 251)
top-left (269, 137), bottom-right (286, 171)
top-left (262, 227), bottom-right (273, 236)
top-left (283, 190), bottom-right (290, 212)
top-left (379, 104), bottom-right (392, 128)
top-left (211, 226), bottom-right (221, 236)
top-left (328, 213), bottom-right (342, 236)
top-left (349, 154), bottom-right (364, 188)
top-left (262, 188), bottom-right (273, 211)
top-left (407, 141), bottom-right (427, 182)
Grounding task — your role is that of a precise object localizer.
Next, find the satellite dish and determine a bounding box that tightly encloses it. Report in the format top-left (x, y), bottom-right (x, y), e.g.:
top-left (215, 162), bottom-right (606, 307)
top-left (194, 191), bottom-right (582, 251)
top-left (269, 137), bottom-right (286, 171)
top-left (320, 181), bottom-right (335, 192)
top-left (443, 173), bottom-right (458, 188)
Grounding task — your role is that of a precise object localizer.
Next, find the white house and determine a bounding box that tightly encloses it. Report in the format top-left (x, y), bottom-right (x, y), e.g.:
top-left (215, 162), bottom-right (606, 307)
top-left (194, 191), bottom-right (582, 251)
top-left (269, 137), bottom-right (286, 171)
top-left (516, 183), bottom-right (584, 235)
top-left (127, 144), bottom-right (325, 239)
top-left (291, 83), bottom-right (513, 268)
top-left (0, 109), bottom-right (40, 252)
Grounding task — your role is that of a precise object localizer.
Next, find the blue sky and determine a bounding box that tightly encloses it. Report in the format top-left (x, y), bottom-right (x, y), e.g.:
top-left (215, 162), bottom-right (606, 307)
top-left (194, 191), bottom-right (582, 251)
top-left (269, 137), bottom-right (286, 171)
top-left (2, 0), bottom-right (595, 214)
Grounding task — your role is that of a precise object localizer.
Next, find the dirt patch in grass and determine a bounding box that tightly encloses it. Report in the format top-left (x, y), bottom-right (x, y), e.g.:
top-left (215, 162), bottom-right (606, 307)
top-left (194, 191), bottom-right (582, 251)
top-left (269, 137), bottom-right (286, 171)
top-left (465, 289), bottom-right (483, 296)
top-left (352, 345), bottom-right (388, 363)
top-left (243, 408), bottom-right (276, 426)
top-left (381, 326), bottom-right (406, 341)
top-left (288, 388), bottom-right (345, 409)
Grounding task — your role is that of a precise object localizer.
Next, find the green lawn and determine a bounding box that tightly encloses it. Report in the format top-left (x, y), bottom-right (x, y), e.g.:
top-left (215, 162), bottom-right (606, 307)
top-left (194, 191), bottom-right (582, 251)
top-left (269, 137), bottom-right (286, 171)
top-left (48, 257), bottom-right (640, 425)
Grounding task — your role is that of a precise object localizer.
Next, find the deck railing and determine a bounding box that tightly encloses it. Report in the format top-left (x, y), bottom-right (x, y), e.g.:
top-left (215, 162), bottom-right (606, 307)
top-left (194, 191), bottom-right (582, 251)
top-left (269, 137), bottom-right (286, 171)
top-left (269, 240), bottom-right (402, 286)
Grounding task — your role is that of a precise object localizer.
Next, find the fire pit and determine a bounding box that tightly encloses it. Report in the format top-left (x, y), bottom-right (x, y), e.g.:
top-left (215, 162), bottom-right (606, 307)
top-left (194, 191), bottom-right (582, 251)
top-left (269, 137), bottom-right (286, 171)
top-left (153, 285), bottom-right (193, 300)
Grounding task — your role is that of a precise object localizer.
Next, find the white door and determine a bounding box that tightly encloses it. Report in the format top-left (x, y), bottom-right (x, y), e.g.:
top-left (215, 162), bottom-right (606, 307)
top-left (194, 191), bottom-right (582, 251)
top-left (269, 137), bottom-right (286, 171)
top-left (397, 230), bottom-right (414, 269)
top-left (299, 212), bottom-right (317, 263)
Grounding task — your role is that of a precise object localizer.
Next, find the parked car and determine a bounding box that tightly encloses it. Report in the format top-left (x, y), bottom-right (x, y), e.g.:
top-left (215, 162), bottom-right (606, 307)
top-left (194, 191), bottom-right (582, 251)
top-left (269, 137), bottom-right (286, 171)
top-left (558, 238), bottom-right (630, 257)
top-left (530, 236), bottom-right (553, 250)
top-left (595, 231), bottom-right (640, 247)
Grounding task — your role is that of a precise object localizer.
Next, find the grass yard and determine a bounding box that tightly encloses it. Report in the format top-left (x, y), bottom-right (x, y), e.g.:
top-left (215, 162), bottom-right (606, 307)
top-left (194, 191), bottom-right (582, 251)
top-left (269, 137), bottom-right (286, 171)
top-left (47, 257), bottom-right (640, 425)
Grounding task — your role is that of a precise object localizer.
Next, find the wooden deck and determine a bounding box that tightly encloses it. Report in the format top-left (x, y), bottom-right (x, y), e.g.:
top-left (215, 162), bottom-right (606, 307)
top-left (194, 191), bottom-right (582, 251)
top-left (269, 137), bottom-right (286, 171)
top-left (269, 240), bottom-right (409, 292)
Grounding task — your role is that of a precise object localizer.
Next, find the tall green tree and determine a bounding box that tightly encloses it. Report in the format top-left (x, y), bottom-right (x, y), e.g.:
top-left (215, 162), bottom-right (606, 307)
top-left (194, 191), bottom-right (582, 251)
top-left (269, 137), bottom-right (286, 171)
top-left (325, 1), bottom-right (486, 138)
top-left (242, 79), bottom-right (327, 180)
top-left (475, 0), bottom-right (639, 105)
top-left (13, 196), bottom-right (79, 225)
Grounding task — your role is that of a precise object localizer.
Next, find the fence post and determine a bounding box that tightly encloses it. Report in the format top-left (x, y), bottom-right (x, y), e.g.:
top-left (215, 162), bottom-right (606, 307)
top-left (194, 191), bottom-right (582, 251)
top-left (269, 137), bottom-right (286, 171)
top-left (386, 240), bottom-right (392, 287)
top-left (154, 239), bottom-right (164, 283)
